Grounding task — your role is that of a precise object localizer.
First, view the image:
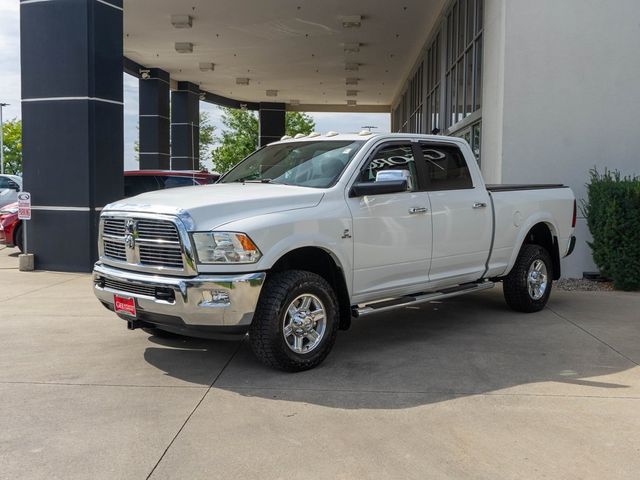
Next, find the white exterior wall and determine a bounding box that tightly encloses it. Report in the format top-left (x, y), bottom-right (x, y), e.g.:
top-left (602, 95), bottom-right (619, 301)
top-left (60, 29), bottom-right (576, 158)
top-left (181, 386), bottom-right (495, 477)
top-left (482, 0), bottom-right (640, 277)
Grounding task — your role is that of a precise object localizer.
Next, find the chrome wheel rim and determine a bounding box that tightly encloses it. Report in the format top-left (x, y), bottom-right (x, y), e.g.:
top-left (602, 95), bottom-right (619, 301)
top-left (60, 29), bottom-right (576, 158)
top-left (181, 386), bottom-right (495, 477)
top-left (282, 294), bottom-right (326, 355)
top-left (527, 259), bottom-right (548, 300)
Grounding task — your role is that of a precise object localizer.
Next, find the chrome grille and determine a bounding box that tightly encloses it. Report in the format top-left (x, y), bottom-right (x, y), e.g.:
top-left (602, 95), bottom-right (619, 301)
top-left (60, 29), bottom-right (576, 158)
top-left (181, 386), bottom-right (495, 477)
top-left (139, 244), bottom-right (184, 268)
top-left (100, 215), bottom-right (188, 273)
top-left (137, 220), bottom-right (180, 242)
top-left (102, 278), bottom-right (156, 297)
top-left (103, 218), bottom-right (125, 237)
top-left (103, 239), bottom-right (126, 261)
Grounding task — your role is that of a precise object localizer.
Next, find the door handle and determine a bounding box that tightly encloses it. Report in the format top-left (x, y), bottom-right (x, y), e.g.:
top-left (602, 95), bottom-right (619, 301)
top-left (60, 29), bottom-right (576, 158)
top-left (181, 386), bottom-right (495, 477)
top-left (409, 207), bottom-right (428, 214)
top-left (472, 202), bottom-right (487, 209)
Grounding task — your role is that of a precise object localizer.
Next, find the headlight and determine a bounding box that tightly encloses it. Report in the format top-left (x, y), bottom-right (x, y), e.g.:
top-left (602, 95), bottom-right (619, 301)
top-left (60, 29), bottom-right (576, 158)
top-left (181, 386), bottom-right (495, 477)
top-left (192, 232), bottom-right (262, 264)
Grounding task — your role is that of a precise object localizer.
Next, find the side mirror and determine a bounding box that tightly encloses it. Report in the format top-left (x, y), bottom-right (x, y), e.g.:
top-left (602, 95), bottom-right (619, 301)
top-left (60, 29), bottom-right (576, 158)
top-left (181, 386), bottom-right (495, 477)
top-left (375, 169), bottom-right (413, 190)
top-left (8, 181), bottom-right (20, 192)
top-left (349, 179), bottom-right (408, 197)
top-left (348, 169), bottom-right (412, 197)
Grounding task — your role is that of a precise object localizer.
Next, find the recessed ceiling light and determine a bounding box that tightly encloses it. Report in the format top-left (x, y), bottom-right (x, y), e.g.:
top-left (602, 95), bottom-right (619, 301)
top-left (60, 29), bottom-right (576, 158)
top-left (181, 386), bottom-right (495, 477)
top-left (236, 77), bottom-right (250, 85)
top-left (171, 15), bottom-right (192, 29)
top-left (347, 100), bottom-right (357, 106)
top-left (345, 77), bottom-right (359, 85)
top-left (345, 63), bottom-right (360, 71)
top-left (266, 89), bottom-right (278, 97)
top-left (174, 42), bottom-right (193, 53)
top-left (199, 62), bottom-right (214, 72)
top-left (346, 90), bottom-right (358, 97)
top-left (341, 15), bottom-right (362, 28)
top-left (343, 42), bottom-right (361, 54)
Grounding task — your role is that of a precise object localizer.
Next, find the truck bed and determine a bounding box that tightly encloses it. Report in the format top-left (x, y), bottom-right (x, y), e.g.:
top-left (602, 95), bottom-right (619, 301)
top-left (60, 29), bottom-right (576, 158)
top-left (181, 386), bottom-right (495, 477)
top-left (486, 184), bottom-right (567, 192)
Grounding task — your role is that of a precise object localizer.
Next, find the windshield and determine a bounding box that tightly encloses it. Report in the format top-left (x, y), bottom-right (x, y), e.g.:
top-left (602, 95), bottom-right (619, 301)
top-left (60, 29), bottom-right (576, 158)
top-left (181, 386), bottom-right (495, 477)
top-left (220, 140), bottom-right (365, 188)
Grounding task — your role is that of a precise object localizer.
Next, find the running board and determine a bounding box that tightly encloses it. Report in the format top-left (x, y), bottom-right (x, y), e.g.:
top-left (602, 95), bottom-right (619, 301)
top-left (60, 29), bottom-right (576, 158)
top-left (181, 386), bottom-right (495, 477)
top-left (352, 281), bottom-right (494, 318)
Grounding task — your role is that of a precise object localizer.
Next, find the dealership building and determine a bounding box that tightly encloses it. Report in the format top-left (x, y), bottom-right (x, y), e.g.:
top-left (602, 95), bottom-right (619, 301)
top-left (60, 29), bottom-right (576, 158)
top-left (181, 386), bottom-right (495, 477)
top-left (19, 0), bottom-right (640, 276)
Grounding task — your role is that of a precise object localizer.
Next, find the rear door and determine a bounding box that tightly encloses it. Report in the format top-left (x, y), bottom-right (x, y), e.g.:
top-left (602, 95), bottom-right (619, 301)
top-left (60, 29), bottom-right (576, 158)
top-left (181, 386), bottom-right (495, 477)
top-left (419, 142), bottom-right (492, 284)
top-left (346, 141), bottom-right (433, 301)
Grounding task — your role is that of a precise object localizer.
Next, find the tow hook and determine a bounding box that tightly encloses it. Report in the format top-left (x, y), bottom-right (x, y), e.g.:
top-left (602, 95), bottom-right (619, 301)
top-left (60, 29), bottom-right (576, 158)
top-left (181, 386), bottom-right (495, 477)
top-left (127, 319), bottom-right (149, 330)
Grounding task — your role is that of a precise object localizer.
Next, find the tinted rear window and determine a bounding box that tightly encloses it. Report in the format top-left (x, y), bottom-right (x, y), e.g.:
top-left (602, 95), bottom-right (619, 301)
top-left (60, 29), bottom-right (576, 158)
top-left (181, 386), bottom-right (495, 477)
top-left (124, 176), bottom-right (161, 197)
top-left (162, 176), bottom-right (199, 189)
top-left (419, 144), bottom-right (473, 190)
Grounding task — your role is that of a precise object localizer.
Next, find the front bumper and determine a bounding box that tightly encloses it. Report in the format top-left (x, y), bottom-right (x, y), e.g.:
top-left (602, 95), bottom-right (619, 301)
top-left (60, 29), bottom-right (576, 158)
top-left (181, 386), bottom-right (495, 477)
top-left (93, 262), bottom-right (266, 332)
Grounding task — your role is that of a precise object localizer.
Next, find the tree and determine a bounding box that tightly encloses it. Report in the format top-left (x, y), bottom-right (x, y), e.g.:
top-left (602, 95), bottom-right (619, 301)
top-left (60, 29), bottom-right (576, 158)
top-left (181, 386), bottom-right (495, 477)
top-left (198, 111), bottom-right (215, 168)
top-left (1, 118), bottom-right (22, 175)
top-left (211, 108), bottom-right (315, 173)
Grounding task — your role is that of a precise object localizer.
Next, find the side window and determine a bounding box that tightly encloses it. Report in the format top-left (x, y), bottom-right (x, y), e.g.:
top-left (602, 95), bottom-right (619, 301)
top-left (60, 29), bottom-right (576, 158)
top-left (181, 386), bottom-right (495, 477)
top-left (357, 143), bottom-right (417, 191)
top-left (124, 176), bottom-right (161, 197)
top-left (420, 144), bottom-right (473, 190)
top-left (163, 176), bottom-right (198, 189)
top-left (0, 177), bottom-right (10, 189)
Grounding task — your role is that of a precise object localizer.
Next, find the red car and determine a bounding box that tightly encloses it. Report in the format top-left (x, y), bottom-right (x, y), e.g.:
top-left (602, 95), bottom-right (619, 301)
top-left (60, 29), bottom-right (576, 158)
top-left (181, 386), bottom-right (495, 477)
top-left (0, 170), bottom-right (219, 252)
top-left (0, 202), bottom-right (22, 251)
top-left (124, 169), bottom-right (219, 197)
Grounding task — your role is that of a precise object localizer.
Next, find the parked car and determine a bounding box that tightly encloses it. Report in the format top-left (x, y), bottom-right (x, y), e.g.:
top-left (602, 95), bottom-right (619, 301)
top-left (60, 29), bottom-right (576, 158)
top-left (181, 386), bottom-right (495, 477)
top-left (124, 170), bottom-right (219, 197)
top-left (0, 174), bottom-right (22, 209)
top-left (93, 133), bottom-right (577, 371)
top-left (0, 202), bottom-right (22, 252)
top-left (0, 171), bottom-right (217, 252)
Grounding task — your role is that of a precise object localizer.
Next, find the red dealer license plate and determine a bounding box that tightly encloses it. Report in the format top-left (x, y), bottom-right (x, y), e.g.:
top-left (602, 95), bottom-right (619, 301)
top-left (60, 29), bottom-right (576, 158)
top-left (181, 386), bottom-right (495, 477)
top-left (114, 295), bottom-right (137, 317)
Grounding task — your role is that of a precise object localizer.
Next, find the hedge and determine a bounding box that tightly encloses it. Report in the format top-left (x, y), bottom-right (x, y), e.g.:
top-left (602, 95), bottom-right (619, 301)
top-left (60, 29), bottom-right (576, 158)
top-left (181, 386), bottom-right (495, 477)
top-left (583, 168), bottom-right (640, 291)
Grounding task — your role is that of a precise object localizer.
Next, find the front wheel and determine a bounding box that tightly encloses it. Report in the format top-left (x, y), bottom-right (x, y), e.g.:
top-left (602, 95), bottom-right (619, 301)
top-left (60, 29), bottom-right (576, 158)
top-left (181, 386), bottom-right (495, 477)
top-left (249, 270), bottom-right (339, 372)
top-left (503, 244), bottom-right (553, 313)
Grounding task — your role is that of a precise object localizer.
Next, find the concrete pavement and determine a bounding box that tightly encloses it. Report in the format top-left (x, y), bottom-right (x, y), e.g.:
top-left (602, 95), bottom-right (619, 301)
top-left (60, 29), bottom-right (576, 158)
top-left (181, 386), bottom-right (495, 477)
top-left (1, 246), bottom-right (639, 479)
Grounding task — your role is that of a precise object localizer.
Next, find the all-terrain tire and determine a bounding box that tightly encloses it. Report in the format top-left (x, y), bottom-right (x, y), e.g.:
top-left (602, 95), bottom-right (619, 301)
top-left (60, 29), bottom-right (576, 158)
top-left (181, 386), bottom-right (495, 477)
top-left (249, 270), bottom-right (339, 372)
top-left (503, 244), bottom-right (553, 313)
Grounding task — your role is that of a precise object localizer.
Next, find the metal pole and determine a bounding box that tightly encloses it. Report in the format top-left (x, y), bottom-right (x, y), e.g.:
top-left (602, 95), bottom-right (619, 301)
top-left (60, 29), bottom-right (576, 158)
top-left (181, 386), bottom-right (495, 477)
top-left (0, 103), bottom-right (9, 175)
top-left (0, 103), bottom-right (4, 175)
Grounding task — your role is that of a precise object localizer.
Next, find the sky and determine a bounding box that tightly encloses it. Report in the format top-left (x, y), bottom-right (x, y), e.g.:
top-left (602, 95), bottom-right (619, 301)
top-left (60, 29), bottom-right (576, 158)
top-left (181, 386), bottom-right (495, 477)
top-left (2, 2), bottom-right (390, 171)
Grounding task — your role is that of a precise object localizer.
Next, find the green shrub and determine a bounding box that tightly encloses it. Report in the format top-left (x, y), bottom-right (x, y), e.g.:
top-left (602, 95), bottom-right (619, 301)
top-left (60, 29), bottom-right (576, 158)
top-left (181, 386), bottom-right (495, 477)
top-left (583, 168), bottom-right (640, 291)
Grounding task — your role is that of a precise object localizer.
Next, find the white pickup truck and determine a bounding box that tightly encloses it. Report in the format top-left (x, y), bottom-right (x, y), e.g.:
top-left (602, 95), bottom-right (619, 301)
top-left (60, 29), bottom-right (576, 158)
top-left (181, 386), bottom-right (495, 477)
top-left (93, 133), bottom-right (577, 371)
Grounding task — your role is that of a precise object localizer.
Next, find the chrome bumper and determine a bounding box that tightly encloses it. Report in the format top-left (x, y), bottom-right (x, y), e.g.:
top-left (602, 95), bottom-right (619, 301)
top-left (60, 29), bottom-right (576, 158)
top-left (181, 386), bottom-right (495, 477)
top-left (93, 262), bottom-right (266, 329)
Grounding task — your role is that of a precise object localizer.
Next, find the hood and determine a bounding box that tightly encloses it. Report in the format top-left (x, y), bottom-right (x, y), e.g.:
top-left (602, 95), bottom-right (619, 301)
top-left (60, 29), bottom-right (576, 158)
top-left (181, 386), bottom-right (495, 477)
top-left (103, 183), bottom-right (324, 230)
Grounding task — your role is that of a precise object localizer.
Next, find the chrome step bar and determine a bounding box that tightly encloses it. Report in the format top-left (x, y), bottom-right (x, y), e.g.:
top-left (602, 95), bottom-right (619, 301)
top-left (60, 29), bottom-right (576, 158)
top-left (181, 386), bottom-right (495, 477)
top-left (352, 281), bottom-right (495, 318)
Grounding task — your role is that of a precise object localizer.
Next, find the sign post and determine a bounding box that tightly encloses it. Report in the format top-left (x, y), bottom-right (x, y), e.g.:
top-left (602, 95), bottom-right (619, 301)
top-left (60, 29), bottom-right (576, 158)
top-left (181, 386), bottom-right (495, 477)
top-left (17, 192), bottom-right (34, 271)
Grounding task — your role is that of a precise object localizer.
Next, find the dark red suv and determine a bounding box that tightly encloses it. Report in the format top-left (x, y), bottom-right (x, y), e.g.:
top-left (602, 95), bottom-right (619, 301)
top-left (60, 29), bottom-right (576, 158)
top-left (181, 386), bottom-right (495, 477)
top-left (0, 170), bottom-right (220, 252)
top-left (124, 170), bottom-right (219, 197)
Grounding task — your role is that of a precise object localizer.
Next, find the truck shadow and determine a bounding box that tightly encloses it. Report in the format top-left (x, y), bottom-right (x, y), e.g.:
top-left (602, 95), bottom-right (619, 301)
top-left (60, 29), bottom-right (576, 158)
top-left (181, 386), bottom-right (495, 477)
top-left (143, 288), bottom-right (639, 410)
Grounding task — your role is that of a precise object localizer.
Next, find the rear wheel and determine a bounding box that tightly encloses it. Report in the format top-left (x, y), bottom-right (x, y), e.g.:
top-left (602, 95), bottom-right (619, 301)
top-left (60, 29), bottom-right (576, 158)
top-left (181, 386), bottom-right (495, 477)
top-left (503, 244), bottom-right (553, 312)
top-left (249, 270), bottom-right (339, 372)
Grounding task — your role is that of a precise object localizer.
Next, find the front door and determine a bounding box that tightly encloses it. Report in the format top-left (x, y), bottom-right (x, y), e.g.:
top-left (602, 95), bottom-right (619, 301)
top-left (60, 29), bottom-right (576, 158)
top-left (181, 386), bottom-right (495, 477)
top-left (346, 142), bottom-right (433, 302)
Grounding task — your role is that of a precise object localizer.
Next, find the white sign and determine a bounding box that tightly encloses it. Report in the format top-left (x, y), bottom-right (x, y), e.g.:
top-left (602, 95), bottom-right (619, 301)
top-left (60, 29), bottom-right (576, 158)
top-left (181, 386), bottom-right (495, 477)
top-left (17, 192), bottom-right (31, 220)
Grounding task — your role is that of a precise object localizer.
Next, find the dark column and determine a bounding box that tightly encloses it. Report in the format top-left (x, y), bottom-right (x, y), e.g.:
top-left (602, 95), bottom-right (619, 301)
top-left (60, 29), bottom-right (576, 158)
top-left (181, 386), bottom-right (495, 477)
top-left (259, 102), bottom-right (286, 146)
top-left (20, 0), bottom-right (123, 272)
top-left (170, 82), bottom-right (199, 170)
top-left (139, 68), bottom-right (170, 169)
